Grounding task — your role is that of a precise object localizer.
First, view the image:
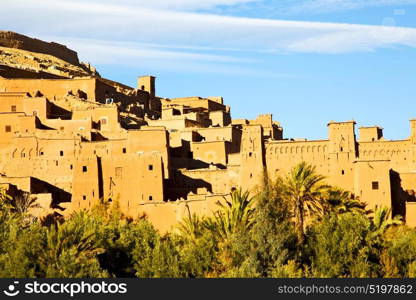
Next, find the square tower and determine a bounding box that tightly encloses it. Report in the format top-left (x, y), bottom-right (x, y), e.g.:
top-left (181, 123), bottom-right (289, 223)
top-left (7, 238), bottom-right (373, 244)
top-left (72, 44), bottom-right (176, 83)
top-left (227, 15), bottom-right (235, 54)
top-left (327, 120), bottom-right (357, 155)
top-left (138, 76), bottom-right (156, 97)
top-left (359, 126), bottom-right (383, 142)
top-left (411, 119), bottom-right (416, 141)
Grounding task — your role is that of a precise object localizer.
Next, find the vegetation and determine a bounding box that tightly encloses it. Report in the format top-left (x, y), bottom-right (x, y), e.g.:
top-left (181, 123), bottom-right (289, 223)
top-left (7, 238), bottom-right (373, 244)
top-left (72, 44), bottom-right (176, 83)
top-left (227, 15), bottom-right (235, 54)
top-left (0, 162), bottom-right (414, 278)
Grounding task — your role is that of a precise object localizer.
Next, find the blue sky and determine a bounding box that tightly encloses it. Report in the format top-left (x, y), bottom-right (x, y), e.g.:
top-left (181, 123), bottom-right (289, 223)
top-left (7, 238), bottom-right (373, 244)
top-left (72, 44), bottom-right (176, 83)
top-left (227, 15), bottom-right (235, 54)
top-left (1, 0), bottom-right (416, 140)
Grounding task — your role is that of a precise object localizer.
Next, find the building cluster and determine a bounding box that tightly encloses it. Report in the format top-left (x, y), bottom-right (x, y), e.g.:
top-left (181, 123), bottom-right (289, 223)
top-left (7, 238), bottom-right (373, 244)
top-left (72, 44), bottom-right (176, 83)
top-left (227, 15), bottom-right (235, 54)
top-left (1, 32), bottom-right (416, 231)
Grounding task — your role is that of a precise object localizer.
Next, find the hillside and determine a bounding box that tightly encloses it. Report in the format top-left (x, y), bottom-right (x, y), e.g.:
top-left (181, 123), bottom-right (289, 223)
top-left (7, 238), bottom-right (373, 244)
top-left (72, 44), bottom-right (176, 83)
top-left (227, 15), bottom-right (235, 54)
top-left (0, 31), bottom-right (99, 78)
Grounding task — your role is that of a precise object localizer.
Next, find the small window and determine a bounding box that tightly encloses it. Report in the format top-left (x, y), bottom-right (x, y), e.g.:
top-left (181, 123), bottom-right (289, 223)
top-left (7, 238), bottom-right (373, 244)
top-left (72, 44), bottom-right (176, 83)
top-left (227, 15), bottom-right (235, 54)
top-left (70, 164), bottom-right (73, 170)
top-left (60, 126), bottom-right (64, 131)
top-left (40, 151), bottom-right (44, 156)
top-left (249, 152), bottom-right (253, 157)
top-left (148, 165), bottom-right (153, 171)
top-left (21, 153), bottom-right (25, 158)
top-left (340, 147), bottom-right (343, 152)
top-left (11, 105), bottom-right (16, 112)
top-left (115, 167), bottom-right (123, 179)
top-left (141, 85), bottom-right (145, 90)
top-left (250, 173), bottom-right (253, 179)
top-left (55, 161), bottom-right (58, 166)
top-left (372, 181), bottom-right (379, 190)
top-left (82, 166), bottom-right (87, 172)
top-left (122, 148), bottom-right (126, 154)
top-left (149, 195), bottom-right (153, 201)
top-left (60, 151), bottom-right (64, 156)
top-left (100, 118), bottom-right (107, 125)
top-left (341, 170), bottom-right (345, 175)
top-left (5, 125), bottom-right (11, 133)
top-left (83, 195), bottom-right (86, 200)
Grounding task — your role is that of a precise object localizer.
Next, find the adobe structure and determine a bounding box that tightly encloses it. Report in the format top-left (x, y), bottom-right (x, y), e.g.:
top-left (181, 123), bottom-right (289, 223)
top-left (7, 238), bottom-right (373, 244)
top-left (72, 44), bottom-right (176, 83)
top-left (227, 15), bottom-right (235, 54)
top-left (1, 31), bottom-right (416, 231)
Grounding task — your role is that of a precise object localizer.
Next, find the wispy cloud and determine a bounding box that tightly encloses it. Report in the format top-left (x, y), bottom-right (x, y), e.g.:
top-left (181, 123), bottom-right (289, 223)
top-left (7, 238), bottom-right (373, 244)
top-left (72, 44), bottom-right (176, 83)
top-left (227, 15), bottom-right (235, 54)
top-left (97, 0), bottom-right (258, 11)
top-left (40, 37), bottom-right (288, 76)
top-left (213, 0), bottom-right (416, 15)
top-left (279, 0), bottom-right (416, 14)
top-left (1, 0), bottom-right (416, 73)
top-left (55, 38), bottom-right (251, 64)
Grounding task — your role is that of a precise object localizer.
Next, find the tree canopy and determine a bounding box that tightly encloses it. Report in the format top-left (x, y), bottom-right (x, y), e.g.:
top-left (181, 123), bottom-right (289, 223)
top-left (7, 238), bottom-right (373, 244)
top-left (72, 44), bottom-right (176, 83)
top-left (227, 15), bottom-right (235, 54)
top-left (0, 162), bottom-right (412, 278)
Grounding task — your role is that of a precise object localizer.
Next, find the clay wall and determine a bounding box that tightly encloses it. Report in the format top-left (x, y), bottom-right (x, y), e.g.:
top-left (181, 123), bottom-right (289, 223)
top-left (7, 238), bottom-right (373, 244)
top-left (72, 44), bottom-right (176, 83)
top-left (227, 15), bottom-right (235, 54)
top-left (0, 78), bottom-right (97, 101)
top-left (101, 153), bottom-right (164, 211)
top-left (191, 141), bottom-right (228, 166)
top-left (209, 110), bottom-right (231, 127)
top-left (353, 160), bottom-right (392, 209)
top-left (128, 128), bottom-right (170, 179)
top-left (358, 140), bottom-right (414, 171)
top-left (138, 194), bottom-right (227, 233)
top-left (71, 156), bottom-right (100, 209)
top-left (359, 126), bottom-right (383, 142)
top-left (265, 140), bottom-right (330, 179)
top-left (72, 106), bottom-right (120, 132)
top-left (167, 97), bottom-right (226, 112)
top-left (42, 118), bottom-right (92, 140)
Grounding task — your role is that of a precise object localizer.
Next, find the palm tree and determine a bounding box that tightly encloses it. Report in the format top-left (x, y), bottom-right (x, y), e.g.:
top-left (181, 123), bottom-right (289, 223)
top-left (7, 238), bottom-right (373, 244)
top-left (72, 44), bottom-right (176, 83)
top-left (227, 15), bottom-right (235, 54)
top-left (38, 212), bottom-right (104, 277)
top-left (177, 204), bottom-right (207, 241)
top-left (0, 188), bottom-right (13, 212)
top-left (13, 191), bottom-right (40, 214)
top-left (323, 188), bottom-right (368, 216)
top-left (370, 206), bottom-right (402, 236)
top-left (210, 188), bottom-right (256, 241)
top-left (281, 162), bottom-right (329, 244)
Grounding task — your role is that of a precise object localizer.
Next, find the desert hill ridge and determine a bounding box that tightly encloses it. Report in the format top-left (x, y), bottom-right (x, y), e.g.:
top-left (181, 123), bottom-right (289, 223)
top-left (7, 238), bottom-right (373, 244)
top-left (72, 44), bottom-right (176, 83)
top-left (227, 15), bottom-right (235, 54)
top-left (0, 31), bottom-right (99, 78)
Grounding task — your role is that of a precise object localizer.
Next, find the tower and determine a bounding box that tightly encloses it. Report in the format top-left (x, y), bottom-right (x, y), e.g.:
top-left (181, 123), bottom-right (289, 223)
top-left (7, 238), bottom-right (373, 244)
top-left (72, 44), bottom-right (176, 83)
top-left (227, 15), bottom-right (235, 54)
top-left (327, 120), bottom-right (357, 156)
top-left (327, 120), bottom-right (357, 191)
top-left (138, 76), bottom-right (156, 97)
top-left (410, 119), bottom-right (416, 143)
top-left (239, 125), bottom-right (265, 191)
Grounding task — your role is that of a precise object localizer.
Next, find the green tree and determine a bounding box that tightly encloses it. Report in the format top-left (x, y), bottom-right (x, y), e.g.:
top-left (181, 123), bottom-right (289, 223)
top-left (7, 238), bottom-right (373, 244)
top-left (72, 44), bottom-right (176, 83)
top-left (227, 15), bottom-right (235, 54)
top-left (174, 230), bottom-right (218, 278)
top-left (177, 205), bottom-right (208, 242)
top-left (370, 206), bottom-right (402, 237)
top-left (322, 188), bottom-right (367, 216)
top-left (308, 213), bottom-right (379, 277)
top-left (236, 179), bottom-right (297, 277)
top-left (282, 162), bottom-right (329, 244)
top-left (0, 188), bottom-right (13, 212)
top-left (382, 226), bottom-right (416, 277)
top-left (38, 211), bottom-right (107, 277)
top-left (0, 209), bottom-right (43, 277)
top-left (209, 188), bottom-right (256, 241)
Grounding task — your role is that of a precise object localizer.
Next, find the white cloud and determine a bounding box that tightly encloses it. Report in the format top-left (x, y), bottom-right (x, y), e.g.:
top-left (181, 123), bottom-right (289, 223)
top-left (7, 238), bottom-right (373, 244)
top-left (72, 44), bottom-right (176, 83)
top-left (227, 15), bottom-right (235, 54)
top-left (98, 0), bottom-right (258, 10)
top-left (281, 0), bottom-right (416, 14)
top-left (1, 0), bottom-right (416, 72)
top-left (57, 38), bottom-right (250, 64)
top-left (44, 37), bottom-right (280, 76)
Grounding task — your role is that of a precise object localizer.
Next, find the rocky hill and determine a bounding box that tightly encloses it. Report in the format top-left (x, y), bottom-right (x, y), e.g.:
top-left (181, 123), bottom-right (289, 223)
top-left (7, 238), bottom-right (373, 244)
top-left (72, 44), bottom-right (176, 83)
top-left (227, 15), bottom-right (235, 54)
top-left (0, 31), bottom-right (99, 78)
